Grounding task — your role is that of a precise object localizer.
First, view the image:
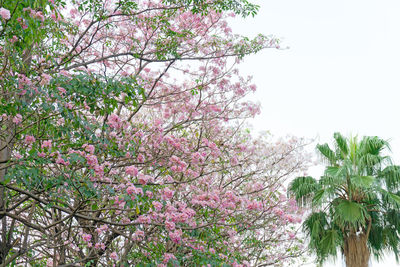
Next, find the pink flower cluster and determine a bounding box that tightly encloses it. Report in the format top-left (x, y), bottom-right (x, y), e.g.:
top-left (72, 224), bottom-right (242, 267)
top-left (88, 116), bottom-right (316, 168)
top-left (13, 114), bottom-right (22, 124)
top-left (0, 8), bottom-right (10, 20)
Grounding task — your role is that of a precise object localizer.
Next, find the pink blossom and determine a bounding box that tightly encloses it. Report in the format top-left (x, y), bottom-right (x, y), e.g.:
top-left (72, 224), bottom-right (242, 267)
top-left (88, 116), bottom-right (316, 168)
top-left (152, 201), bottom-right (163, 211)
top-left (34, 11), bottom-right (45, 22)
top-left (285, 214), bottom-right (296, 223)
top-left (82, 233), bottom-right (92, 242)
top-left (136, 187), bottom-right (144, 195)
top-left (125, 166), bottom-right (138, 176)
top-left (163, 253), bottom-right (176, 264)
top-left (146, 190), bottom-right (153, 198)
top-left (40, 74), bottom-right (51, 86)
top-left (69, 8), bottom-right (78, 16)
top-left (94, 165), bottom-right (104, 177)
top-left (56, 156), bottom-right (69, 166)
top-left (136, 215), bottom-right (150, 224)
top-left (246, 201), bottom-right (262, 211)
top-left (10, 35), bottom-right (18, 43)
top-left (170, 155), bottom-right (180, 163)
top-left (85, 154), bottom-right (98, 166)
top-left (110, 252), bottom-right (118, 260)
top-left (60, 70), bottom-right (71, 77)
top-left (95, 224), bottom-right (109, 234)
top-left (24, 135), bottom-right (35, 145)
top-left (83, 144), bottom-right (95, 154)
top-left (65, 102), bottom-right (73, 109)
top-left (126, 186), bottom-right (136, 195)
top-left (13, 114), bottom-right (22, 124)
top-left (120, 217), bottom-right (131, 224)
top-left (0, 8), bottom-right (10, 20)
top-left (57, 87), bottom-right (67, 95)
top-left (56, 117), bottom-right (65, 126)
top-left (165, 220), bottom-right (175, 231)
top-left (137, 153), bottom-right (145, 163)
top-left (162, 188), bottom-right (174, 200)
top-left (41, 140), bottom-right (52, 149)
top-left (169, 229), bottom-right (182, 244)
top-left (133, 230), bottom-right (145, 241)
top-left (273, 208), bottom-right (284, 217)
top-left (138, 173), bottom-right (150, 185)
top-left (50, 11), bottom-right (58, 21)
top-left (108, 114), bottom-right (122, 129)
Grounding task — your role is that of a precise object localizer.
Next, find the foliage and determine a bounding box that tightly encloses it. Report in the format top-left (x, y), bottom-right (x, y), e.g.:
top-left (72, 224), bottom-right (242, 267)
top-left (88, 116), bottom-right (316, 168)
top-left (289, 133), bottom-right (400, 266)
top-left (0, 0), bottom-right (309, 266)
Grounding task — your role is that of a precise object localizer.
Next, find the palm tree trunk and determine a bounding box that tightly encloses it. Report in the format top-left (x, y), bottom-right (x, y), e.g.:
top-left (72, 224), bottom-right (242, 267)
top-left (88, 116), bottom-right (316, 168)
top-left (343, 232), bottom-right (370, 267)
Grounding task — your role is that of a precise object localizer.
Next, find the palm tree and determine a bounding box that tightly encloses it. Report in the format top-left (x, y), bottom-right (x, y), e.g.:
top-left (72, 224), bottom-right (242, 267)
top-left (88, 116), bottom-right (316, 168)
top-left (289, 133), bottom-right (400, 267)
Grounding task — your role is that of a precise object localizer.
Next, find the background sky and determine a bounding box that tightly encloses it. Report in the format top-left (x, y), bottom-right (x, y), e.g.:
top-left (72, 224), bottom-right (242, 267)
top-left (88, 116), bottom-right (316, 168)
top-left (229, 0), bottom-right (400, 266)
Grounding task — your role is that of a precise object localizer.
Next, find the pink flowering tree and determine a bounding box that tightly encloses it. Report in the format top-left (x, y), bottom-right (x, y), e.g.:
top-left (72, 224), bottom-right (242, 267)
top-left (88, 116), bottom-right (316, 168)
top-left (0, 0), bottom-right (309, 266)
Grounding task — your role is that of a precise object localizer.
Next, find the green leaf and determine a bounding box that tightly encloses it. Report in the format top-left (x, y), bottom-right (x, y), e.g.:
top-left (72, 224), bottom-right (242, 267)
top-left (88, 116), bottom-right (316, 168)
top-left (352, 175), bottom-right (375, 188)
top-left (382, 190), bottom-right (400, 208)
top-left (380, 166), bottom-right (400, 191)
top-left (324, 166), bottom-right (340, 177)
top-left (288, 176), bottom-right (320, 206)
top-left (317, 143), bottom-right (337, 165)
top-left (319, 229), bottom-right (340, 258)
top-left (334, 199), bottom-right (368, 228)
top-left (333, 132), bottom-right (348, 159)
top-left (312, 189), bottom-right (325, 206)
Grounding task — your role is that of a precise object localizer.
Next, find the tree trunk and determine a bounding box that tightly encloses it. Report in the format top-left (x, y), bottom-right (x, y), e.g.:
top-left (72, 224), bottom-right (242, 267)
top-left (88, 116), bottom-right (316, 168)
top-left (343, 232), bottom-right (370, 267)
top-left (0, 121), bottom-right (13, 266)
top-left (0, 46), bottom-right (32, 266)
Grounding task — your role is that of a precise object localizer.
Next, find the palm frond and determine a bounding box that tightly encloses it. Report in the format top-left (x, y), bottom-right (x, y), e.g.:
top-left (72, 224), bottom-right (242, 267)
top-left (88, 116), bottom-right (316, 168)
top-left (383, 226), bottom-right (400, 262)
top-left (379, 165), bottom-right (400, 192)
top-left (319, 229), bottom-right (341, 258)
top-left (348, 135), bottom-right (358, 164)
top-left (319, 175), bottom-right (347, 199)
top-left (312, 189), bottom-right (326, 207)
top-left (384, 209), bottom-right (400, 263)
top-left (369, 225), bottom-right (385, 260)
top-left (380, 189), bottom-right (400, 209)
top-left (359, 136), bottom-right (389, 156)
top-left (288, 176), bottom-right (320, 206)
top-left (385, 209), bottom-right (400, 233)
top-left (303, 212), bottom-right (342, 264)
top-left (317, 143), bottom-right (337, 165)
top-left (333, 199), bottom-right (369, 228)
top-left (358, 153), bottom-right (383, 172)
top-left (324, 166), bottom-right (348, 178)
top-left (333, 132), bottom-right (349, 159)
top-left (351, 175), bottom-right (375, 189)
top-left (303, 212), bottom-right (329, 241)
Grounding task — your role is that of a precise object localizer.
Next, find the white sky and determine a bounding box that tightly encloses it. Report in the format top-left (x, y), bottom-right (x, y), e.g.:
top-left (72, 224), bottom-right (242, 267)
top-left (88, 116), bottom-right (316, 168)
top-left (230, 0), bottom-right (400, 266)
